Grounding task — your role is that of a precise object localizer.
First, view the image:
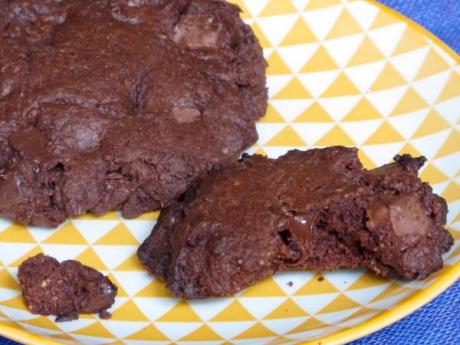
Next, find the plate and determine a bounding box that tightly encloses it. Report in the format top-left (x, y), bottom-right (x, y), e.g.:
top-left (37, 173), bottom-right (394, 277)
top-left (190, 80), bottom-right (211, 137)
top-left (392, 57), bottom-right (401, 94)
top-left (1, 1), bottom-right (459, 344)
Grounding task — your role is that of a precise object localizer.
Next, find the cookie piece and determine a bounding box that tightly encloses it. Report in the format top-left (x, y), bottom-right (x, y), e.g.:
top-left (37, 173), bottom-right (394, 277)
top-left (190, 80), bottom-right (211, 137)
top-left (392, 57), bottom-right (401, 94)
top-left (18, 254), bottom-right (117, 321)
top-left (0, 0), bottom-right (267, 227)
top-left (138, 147), bottom-right (453, 299)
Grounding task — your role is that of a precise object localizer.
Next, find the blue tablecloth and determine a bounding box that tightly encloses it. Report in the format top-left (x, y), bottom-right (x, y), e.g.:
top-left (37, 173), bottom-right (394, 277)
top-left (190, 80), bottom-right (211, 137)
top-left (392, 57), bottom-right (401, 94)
top-left (1, 1), bottom-right (459, 344)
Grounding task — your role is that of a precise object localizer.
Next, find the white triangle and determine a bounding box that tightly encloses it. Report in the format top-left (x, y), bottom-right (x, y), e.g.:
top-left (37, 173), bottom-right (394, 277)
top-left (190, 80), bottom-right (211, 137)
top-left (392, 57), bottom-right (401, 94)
top-left (412, 70), bottom-right (451, 105)
top-left (410, 128), bottom-right (451, 160)
top-left (360, 142), bottom-right (406, 166)
top-left (446, 201), bottom-right (460, 225)
top-left (0, 288), bottom-right (20, 302)
top-left (434, 96), bottom-right (460, 126)
top-left (367, 22), bottom-right (406, 57)
top-left (133, 297), bottom-right (179, 321)
top-left (432, 44), bottom-right (456, 67)
top-left (344, 60), bottom-right (386, 93)
top-left (261, 317), bottom-right (307, 335)
top-left (365, 85), bottom-right (408, 117)
top-left (318, 95), bottom-right (361, 122)
top-left (315, 307), bottom-right (361, 324)
top-left (302, 6), bottom-right (343, 41)
top-left (0, 243), bottom-right (37, 266)
top-left (264, 147), bottom-right (304, 158)
top-left (92, 245), bottom-right (137, 270)
top-left (101, 320), bottom-right (148, 339)
top-left (239, 297), bottom-right (287, 319)
top-left (390, 46), bottom-right (430, 82)
top-left (244, 0), bottom-right (270, 17)
top-left (433, 152), bottom-right (460, 178)
top-left (345, 1), bottom-right (379, 31)
top-left (256, 123), bottom-right (286, 145)
top-left (338, 310), bottom-right (379, 328)
top-left (277, 44), bottom-right (318, 73)
top-left (154, 322), bottom-right (202, 341)
top-left (267, 75), bottom-right (294, 98)
top-left (273, 271), bottom-right (316, 296)
top-left (122, 219), bottom-right (156, 244)
top-left (112, 271), bottom-right (153, 297)
top-left (256, 15), bottom-right (298, 46)
top-left (262, 47), bottom-right (274, 59)
top-left (56, 318), bottom-right (97, 333)
top-left (322, 269), bottom-right (364, 291)
top-left (323, 33), bottom-right (365, 68)
top-left (271, 100), bottom-right (314, 122)
top-left (432, 181), bottom-right (450, 196)
top-left (298, 70), bottom-right (341, 99)
top-left (340, 119), bottom-right (384, 145)
top-left (0, 219), bottom-right (12, 233)
top-left (208, 321), bottom-right (256, 340)
top-left (367, 290), bottom-right (413, 310)
top-left (39, 244), bottom-right (88, 262)
top-left (292, 0), bottom-right (309, 11)
top-left (344, 284), bottom-right (391, 305)
top-left (188, 297), bottom-right (234, 322)
top-left (27, 226), bottom-right (55, 243)
top-left (18, 323), bottom-right (61, 336)
top-left (70, 335), bottom-right (115, 345)
top-left (292, 293), bottom-right (340, 315)
top-left (292, 123), bottom-right (336, 146)
top-left (387, 108), bottom-right (430, 140)
top-left (0, 305), bottom-right (36, 320)
top-left (72, 220), bottom-right (120, 244)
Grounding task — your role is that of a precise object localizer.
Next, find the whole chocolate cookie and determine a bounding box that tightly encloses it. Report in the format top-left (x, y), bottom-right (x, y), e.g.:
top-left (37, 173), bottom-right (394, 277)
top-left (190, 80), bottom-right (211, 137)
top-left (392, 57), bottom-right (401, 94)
top-left (0, 0), bottom-right (267, 227)
top-left (138, 147), bottom-right (453, 299)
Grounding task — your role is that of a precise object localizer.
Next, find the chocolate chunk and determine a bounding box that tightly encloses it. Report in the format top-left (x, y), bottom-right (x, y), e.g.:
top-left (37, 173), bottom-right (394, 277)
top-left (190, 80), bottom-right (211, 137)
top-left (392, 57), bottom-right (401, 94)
top-left (18, 254), bottom-right (117, 321)
top-left (138, 147), bottom-right (453, 299)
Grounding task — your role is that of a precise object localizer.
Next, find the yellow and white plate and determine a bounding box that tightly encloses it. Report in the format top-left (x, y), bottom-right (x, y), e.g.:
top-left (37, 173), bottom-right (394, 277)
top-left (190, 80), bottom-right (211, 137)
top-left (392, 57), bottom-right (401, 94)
top-left (1, 0), bottom-right (459, 344)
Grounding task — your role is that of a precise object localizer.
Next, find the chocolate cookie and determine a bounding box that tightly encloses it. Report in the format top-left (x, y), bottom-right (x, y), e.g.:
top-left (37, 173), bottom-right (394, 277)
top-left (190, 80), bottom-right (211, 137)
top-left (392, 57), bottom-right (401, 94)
top-left (138, 147), bottom-right (453, 299)
top-left (0, 0), bottom-right (267, 227)
top-left (18, 254), bottom-right (117, 321)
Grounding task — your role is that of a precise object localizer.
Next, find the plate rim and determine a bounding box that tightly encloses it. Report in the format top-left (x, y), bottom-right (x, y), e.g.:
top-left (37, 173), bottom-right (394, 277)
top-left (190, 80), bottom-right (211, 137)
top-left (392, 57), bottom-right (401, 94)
top-left (0, 1), bottom-right (459, 345)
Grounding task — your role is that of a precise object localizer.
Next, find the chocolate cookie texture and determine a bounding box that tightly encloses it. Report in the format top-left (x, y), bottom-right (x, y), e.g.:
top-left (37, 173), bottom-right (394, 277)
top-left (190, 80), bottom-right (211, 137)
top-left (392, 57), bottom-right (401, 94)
top-left (18, 254), bottom-right (117, 321)
top-left (0, 0), bottom-right (267, 227)
top-left (138, 147), bottom-right (453, 299)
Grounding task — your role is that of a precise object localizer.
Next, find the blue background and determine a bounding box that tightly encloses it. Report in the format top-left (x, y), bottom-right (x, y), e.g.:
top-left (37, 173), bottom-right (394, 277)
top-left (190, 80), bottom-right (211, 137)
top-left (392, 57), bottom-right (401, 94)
top-left (1, 0), bottom-right (459, 344)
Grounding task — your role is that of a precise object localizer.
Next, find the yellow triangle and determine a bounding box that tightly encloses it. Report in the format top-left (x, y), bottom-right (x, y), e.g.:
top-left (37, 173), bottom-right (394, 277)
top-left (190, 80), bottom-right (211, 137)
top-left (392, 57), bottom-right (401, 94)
top-left (241, 277), bottom-right (286, 297)
top-left (358, 150), bottom-right (377, 169)
top-left (211, 300), bottom-right (255, 322)
top-left (371, 283), bottom-right (408, 302)
top-left (106, 273), bottom-right (128, 297)
top-left (249, 22), bottom-right (271, 49)
top-left (266, 126), bottom-right (306, 146)
top-left (255, 147), bottom-right (267, 155)
top-left (294, 102), bottom-right (335, 122)
top-left (364, 121), bottom-right (404, 144)
top-left (134, 211), bottom-right (160, 221)
top-left (266, 51), bottom-right (292, 75)
top-left (265, 299), bottom-right (307, 319)
top-left (94, 223), bottom-right (138, 245)
top-left (1, 295), bottom-right (27, 310)
top-left (115, 254), bottom-right (145, 271)
top-left (73, 322), bottom-right (115, 337)
top-left (301, 46), bottom-right (339, 72)
top-left (43, 223), bottom-right (87, 245)
top-left (127, 324), bottom-right (168, 341)
top-left (415, 49), bottom-right (451, 80)
top-left (267, 336), bottom-right (294, 345)
top-left (273, 77), bottom-right (312, 99)
top-left (326, 9), bottom-right (363, 39)
top-left (305, 0), bottom-right (342, 10)
top-left (260, 0), bottom-right (297, 16)
top-left (110, 299), bottom-right (148, 321)
top-left (442, 182), bottom-right (460, 203)
top-left (234, 322), bottom-right (277, 339)
top-left (371, 8), bottom-right (400, 29)
top-left (315, 125), bottom-right (356, 146)
top-left (227, 0), bottom-right (251, 19)
top-left (348, 37), bottom-right (384, 66)
top-left (135, 278), bottom-right (174, 298)
top-left (77, 211), bottom-right (120, 221)
top-left (10, 246), bottom-right (42, 267)
top-left (75, 247), bottom-right (108, 271)
top-left (321, 73), bottom-right (360, 97)
top-left (259, 104), bottom-right (285, 123)
top-left (435, 130), bottom-right (460, 158)
top-left (393, 27), bottom-right (429, 55)
top-left (0, 269), bottom-right (20, 290)
top-left (371, 63), bottom-right (407, 91)
top-left (290, 317), bottom-right (327, 333)
top-left (281, 18), bottom-right (317, 45)
top-left (390, 87), bottom-right (428, 116)
top-left (448, 245), bottom-right (460, 260)
top-left (50, 333), bottom-right (75, 341)
top-left (348, 272), bottom-right (389, 290)
top-left (318, 294), bottom-right (360, 313)
top-left (420, 164), bottom-right (450, 185)
top-left (0, 224), bottom-right (36, 243)
top-left (436, 72), bottom-right (460, 102)
top-left (294, 274), bottom-right (339, 295)
top-left (24, 316), bottom-right (61, 331)
top-left (157, 301), bottom-right (202, 322)
top-left (413, 110), bottom-right (451, 138)
top-left (180, 325), bottom-right (224, 341)
top-left (343, 98), bottom-right (382, 121)
top-left (399, 143), bottom-right (423, 157)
